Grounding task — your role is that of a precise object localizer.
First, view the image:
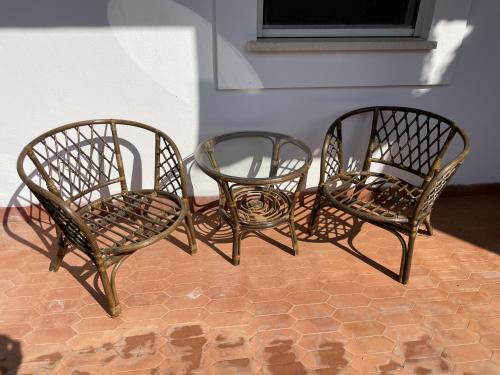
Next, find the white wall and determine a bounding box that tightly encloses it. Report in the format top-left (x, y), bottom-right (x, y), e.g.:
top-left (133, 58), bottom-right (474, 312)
top-left (215, 0), bottom-right (472, 89)
top-left (1, 0), bottom-right (500, 207)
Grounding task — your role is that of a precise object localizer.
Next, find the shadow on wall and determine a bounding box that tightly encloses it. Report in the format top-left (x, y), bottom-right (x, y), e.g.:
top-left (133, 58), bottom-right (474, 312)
top-left (3, 0), bottom-right (497, 277)
top-left (0, 0), bottom-right (475, 171)
top-left (0, 335), bottom-right (22, 374)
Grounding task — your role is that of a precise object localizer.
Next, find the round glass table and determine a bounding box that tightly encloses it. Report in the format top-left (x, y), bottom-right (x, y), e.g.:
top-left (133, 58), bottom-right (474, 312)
top-left (195, 131), bottom-right (312, 265)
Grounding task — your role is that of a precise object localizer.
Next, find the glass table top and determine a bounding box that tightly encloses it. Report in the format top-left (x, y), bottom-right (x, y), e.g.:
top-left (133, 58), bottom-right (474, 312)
top-left (194, 131), bottom-right (312, 183)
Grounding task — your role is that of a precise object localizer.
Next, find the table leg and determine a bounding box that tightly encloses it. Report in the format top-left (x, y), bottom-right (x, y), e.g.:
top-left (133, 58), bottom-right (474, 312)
top-left (289, 219), bottom-right (299, 256)
top-left (232, 226), bottom-right (242, 265)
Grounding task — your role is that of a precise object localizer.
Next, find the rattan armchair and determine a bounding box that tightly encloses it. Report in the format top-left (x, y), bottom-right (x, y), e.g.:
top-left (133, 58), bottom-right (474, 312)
top-left (17, 119), bottom-right (197, 317)
top-left (309, 106), bottom-right (470, 283)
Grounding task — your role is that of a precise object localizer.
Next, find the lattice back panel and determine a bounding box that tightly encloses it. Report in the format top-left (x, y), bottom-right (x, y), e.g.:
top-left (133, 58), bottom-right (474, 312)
top-left (33, 191), bottom-right (92, 253)
top-left (369, 109), bottom-right (455, 178)
top-left (323, 123), bottom-right (342, 181)
top-left (30, 123), bottom-right (121, 203)
top-left (156, 135), bottom-right (183, 197)
top-left (416, 162), bottom-right (460, 221)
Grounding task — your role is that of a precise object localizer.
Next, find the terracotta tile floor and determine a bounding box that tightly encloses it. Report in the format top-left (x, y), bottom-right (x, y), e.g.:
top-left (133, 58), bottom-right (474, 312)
top-left (1, 193), bottom-right (500, 374)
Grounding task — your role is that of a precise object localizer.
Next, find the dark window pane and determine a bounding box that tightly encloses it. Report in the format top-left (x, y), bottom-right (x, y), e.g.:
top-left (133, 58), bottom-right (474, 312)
top-left (263, 0), bottom-right (421, 27)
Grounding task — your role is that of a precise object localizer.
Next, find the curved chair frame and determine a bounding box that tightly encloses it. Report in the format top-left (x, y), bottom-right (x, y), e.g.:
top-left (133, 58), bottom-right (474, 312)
top-left (309, 106), bottom-right (470, 283)
top-left (17, 119), bottom-right (197, 316)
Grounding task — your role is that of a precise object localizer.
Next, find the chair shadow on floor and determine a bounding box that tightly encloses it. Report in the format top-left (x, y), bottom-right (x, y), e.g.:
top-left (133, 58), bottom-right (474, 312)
top-left (191, 199), bottom-right (240, 264)
top-left (2, 203), bottom-right (110, 311)
top-left (191, 192), bottom-right (401, 282)
top-left (2, 202), bottom-right (199, 313)
top-left (3, 186), bottom-right (401, 315)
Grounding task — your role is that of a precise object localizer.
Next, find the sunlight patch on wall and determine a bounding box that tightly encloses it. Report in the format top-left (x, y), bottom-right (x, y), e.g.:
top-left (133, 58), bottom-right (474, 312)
top-left (414, 19), bottom-right (473, 96)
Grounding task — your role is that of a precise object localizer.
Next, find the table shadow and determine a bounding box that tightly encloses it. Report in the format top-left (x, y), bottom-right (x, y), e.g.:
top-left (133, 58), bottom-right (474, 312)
top-left (192, 192), bottom-right (400, 282)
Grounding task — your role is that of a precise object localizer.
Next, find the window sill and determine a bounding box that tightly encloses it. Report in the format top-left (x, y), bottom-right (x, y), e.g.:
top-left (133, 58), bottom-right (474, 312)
top-left (246, 37), bottom-right (437, 52)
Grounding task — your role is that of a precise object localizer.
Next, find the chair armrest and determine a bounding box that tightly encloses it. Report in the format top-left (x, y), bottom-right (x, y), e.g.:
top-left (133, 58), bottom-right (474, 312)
top-left (413, 160), bottom-right (463, 223)
top-left (154, 133), bottom-right (188, 199)
top-left (319, 120), bottom-right (343, 185)
top-left (29, 185), bottom-right (96, 253)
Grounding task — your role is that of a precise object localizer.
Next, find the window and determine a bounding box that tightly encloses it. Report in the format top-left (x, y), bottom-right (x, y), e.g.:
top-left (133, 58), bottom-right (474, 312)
top-left (258, 0), bottom-right (435, 38)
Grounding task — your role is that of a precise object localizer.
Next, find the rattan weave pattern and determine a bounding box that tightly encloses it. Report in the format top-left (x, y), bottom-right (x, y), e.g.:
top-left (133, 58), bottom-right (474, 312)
top-left (310, 106), bottom-right (469, 284)
top-left (18, 119), bottom-right (196, 317)
top-left (323, 124), bottom-right (342, 181)
top-left (371, 109), bottom-right (456, 178)
top-left (416, 161), bottom-right (460, 221)
top-left (156, 135), bottom-right (183, 196)
top-left (30, 124), bottom-right (121, 204)
top-left (35, 191), bottom-right (93, 254)
top-left (78, 190), bottom-right (183, 253)
top-left (230, 186), bottom-right (291, 226)
top-left (323, 172), bottom-right (422, 223)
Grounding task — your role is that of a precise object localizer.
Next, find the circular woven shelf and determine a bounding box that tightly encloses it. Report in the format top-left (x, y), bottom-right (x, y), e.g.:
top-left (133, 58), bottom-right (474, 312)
top-left (231, 186), bottom-right (291, 226)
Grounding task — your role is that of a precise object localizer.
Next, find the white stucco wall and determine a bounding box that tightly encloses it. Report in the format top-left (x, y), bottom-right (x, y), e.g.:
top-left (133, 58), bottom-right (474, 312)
top-left (1, 0), bottom-right (499, 207)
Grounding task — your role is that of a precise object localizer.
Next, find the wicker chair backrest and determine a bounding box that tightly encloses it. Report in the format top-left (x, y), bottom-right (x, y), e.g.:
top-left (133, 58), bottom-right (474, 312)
top-left (367, 107), bottom-right (457, 180)
top-left (320, 106), bottom-right (469, 222)
top-left (26, 122), bottom-right (123, 203)
top-left (17, 119), bottom-right (186, 253)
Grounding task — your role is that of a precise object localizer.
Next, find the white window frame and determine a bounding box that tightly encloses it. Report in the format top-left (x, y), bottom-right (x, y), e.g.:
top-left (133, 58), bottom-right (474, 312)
top-left (257, 0), bottom-right (436, 38)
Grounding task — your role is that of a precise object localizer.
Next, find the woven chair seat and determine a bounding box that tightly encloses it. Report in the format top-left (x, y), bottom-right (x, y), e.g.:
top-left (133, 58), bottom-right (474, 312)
top-left (76, 189), bottom-right (185, 254)
top-left (17, 119), bottom-right (197, 317)
top-left (323, 172), bottom-right (422, 224)
top-left (309, 106), bottom-right (469, 284)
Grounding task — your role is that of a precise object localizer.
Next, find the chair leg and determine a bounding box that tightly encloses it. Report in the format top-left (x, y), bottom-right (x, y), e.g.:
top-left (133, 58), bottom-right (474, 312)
top-left (299, 191), bottom-right (305, 207)
top-left (232, 226), bottom-right (242, 266)
top-left (184, 210), bottom-right (198, 255)
top-left (49, 233), bottom-right (68, 272)
top-left (289, 219), bottom-right (299, 256)
top-left (424, 215), bottom-right (433, 236)
top-left (97, 263), bottom-right (121, 318)
top-left (308, 192), bottom-right (322, 234)
top-left (401, 229), bottom-right (418, 284)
